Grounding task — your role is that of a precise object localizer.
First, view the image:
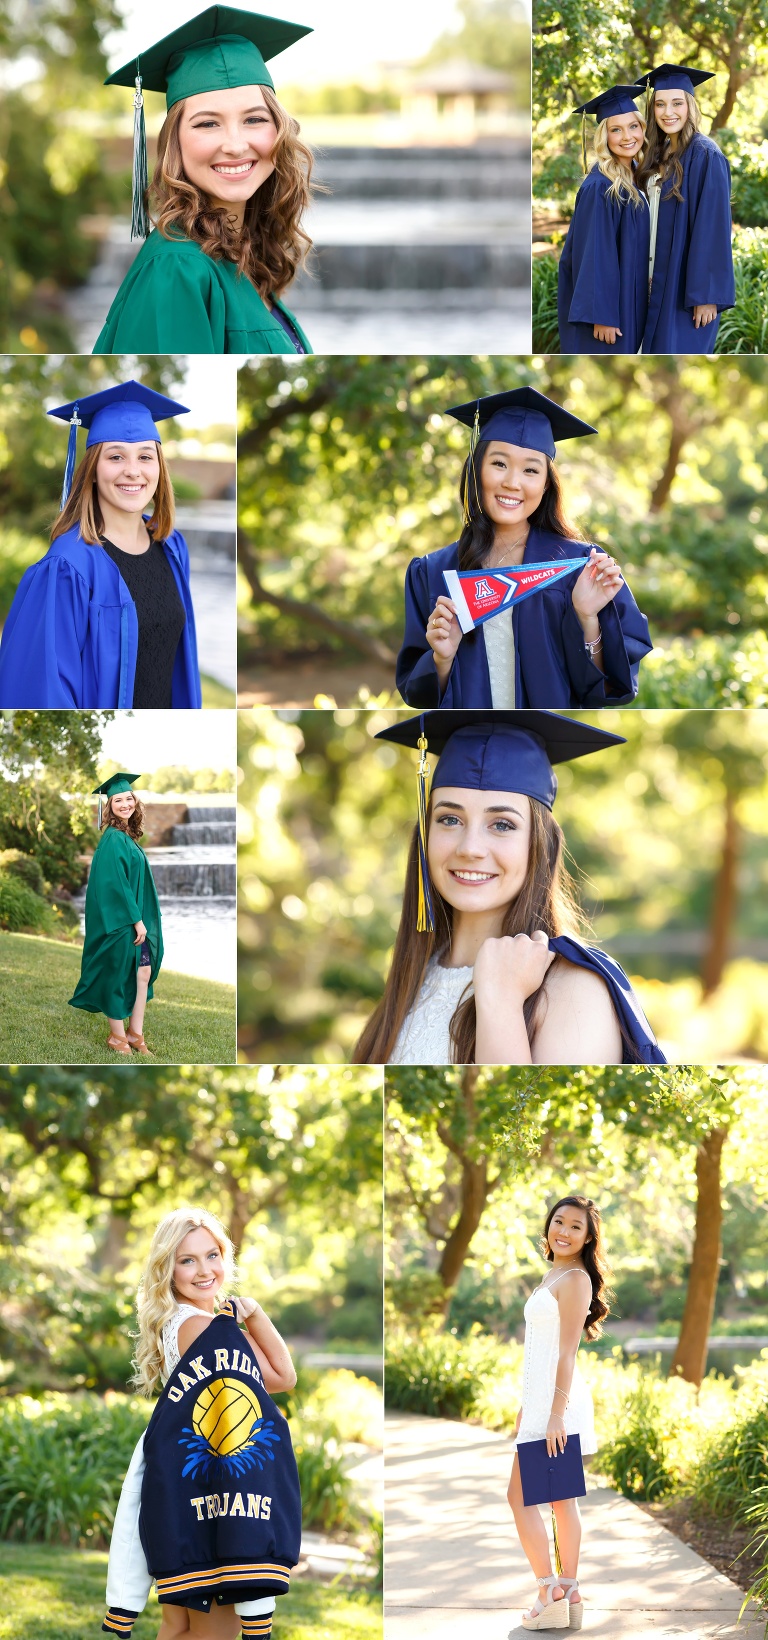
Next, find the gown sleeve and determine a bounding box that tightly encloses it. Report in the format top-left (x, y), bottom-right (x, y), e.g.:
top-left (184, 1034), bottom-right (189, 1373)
top-left (0, 555), bottom-right (91, 708)
top-left (563, 179), bottom-right (623, 331)
top-left (558, 560), bottom-right (652, 706)
top-left (396, 556), bottom-right (456, 708)
top-left (91, 831), bottom-right (143, 932)
top-left (683, 143), bottom-right (735, 313)
top-left (95, 250), bottom-right (227, 353)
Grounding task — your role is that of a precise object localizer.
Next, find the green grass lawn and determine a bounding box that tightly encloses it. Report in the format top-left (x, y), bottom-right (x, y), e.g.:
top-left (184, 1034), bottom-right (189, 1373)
top-left (201, 673), bottom-right (236, 708)
top-left (0, 933), bottom-right (235, 1064)
top-left (0, 1546), bottom-right (382, 1640)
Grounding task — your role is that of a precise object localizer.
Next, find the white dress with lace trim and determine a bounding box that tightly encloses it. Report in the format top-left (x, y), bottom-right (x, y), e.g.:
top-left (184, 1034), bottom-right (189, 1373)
top-left (390, 959), bottom-right (474, 1064)
top-left (511, 1275), bottom-right (596, 1456)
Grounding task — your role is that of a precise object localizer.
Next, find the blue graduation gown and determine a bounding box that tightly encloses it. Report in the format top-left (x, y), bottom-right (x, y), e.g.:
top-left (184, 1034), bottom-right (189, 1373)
top-left (558, 167), bottom-right (650, 354)
top-left (396, 527), bottom-right (652, 709)
top-left (549, 934), bottom-right (666, 1064)
top-left (643, 133), bottom-right (734, 353)
top-left (0, 525), bottom-right (201, 709)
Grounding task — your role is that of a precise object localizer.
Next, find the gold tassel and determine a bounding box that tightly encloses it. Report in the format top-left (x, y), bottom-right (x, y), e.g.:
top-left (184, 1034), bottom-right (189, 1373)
top-left (552, 1506), bottom-right (562, 1576)
top-left (643, 76), bottom-right (653, 128)
top-left (581, 109), bottom-right (588, 175)
top-left (416, 732), bottom-right (434, 933)
top-left (462, 402), bottom-right (481, 527)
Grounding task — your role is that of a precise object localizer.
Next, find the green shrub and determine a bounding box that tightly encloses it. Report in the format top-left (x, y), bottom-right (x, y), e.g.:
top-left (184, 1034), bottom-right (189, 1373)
top-left (532, 150), bottom-right (583, 202)
top-left (0, 1394), bottom-right (149, 1546)
top-left (0, 872), bottom-right (54, 934)
top-left (695, 1360), bottom-right (768, 1521)
top-left (0, 849), bottom-right (46, 896)
top-left (637, 633), bottom-right (768, 708)
top-left (532, 253), bottom-right (561, 352)
top-left (719, 131), bottom-right (768, 229)
top-left (0, 791), bottom-right (92, 894)
top-left (598, 1377), bottom-right (687, 1500)
top-left (291, 1413), bottom-right (359, 1533)
top-left (385, 1326), bottom-right (514, 1421)
top-left (716, 229), bottom-right (768, 354)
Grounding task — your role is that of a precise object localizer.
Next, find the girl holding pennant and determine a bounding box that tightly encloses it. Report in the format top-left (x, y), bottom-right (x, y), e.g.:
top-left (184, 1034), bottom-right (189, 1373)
top-left (353, 710), bottom-right (666, 1067)
top-left (396, 389), bottom-right (652, 710)
top-left (557, 85), bottom-right (650, 353)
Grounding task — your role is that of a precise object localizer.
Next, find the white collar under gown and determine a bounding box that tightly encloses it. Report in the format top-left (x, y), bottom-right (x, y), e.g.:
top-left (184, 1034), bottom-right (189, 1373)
top-left (511, 1275), bottom-right (597, 1455)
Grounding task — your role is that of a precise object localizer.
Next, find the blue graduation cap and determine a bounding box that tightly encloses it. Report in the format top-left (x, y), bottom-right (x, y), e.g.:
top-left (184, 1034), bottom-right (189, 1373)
top-left (634, 62), bottom-right (714, 98)
top-left (375, 710), bottom-right (625, 931)
top-left (574, 85), bottom-right (642, 122)
top-left (447, 389), bottom-right (598, 527)
top-left (48, 380), bottom-right (189, 508)
top-left (517, 1433), bottom-right (587, 1506)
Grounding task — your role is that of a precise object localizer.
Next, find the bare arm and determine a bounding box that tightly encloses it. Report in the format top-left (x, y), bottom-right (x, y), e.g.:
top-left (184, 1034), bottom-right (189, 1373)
top-left (545, 1271), bottom-right (592, 1456)
top-left (532, 960), bottom-right (622, 1066)
top-left (177, 1302), bottom-right (297, 1395)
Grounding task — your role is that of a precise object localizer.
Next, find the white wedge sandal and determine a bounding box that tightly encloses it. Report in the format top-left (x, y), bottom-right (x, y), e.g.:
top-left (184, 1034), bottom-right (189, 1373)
top-left (557, 1577), bottom-right (583, 1630)
top-left (521, 1575), bottom-right (570, 1631)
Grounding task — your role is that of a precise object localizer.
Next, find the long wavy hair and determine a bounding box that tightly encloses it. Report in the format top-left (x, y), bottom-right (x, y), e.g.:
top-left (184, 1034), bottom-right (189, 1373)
top-left (150, 86), bottom-right (314, 298)
top-left (592, 114), bottom-right (647, 206)
top-left (636, 93), bottom-right (702, 202)
top-left (456, 441), bottom-right (587, 572)
top-left (353, 794), bottom-right (584, 1065)
top-left (102, 794), bottom-right (146, 841)
top-left (50, 444), bottom-right (175, 546)
top-left (132, 1207), bottom-right (236, 1396)
top-left (542, 1194), bottom-right (612, 1338)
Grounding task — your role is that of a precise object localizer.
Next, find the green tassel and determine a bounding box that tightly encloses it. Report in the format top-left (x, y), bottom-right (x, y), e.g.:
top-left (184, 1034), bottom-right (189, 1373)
top-left (131, 70), bottom-right (150, 240)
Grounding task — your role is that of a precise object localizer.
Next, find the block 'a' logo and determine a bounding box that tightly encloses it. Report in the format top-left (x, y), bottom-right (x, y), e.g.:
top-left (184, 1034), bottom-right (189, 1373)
top-left (179, 1377), bottom-right (280, 1481)
top-left (473, 578), bottom-right (496, 600)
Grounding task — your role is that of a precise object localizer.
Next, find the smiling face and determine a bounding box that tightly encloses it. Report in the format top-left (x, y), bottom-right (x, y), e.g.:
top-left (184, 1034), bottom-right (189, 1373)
top-left (427, 787), bottom-right (532, 925)
top-left (173, 1226), bottom-right (226, 1310)
top-left (654, 88), bottom-right (689, 135)
top-left (178, 84), bottom-right (278, 211)
top-left (479, 441), bottom-right (548, 530)
top-left (109, 791), bottom-right (136, 822)
top-left (95, 441), bottom-right (160, 517)
top-left (547, 1203), bottom-right (591, 1261)
top-left (605, 109), bottom-right (644, 164)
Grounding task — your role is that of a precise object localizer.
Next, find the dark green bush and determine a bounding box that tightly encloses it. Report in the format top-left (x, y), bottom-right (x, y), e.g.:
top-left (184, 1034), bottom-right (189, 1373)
top-left (533, 150), bottom-right (583, 202)
top-left (0, 1395), bottom-right (149, 1546)
top-left (0, 849), bottom-right (46, 896)
top-left (598, 1379), bottom-right (681, 1500)
top-left (532, 253), bottom-right (561, 352)
top-left (0, 791), bottom-right (92, 894)
top-left (612, 1270), bottom-right (658, 1318)
top-left (637, 633), bottom-right (768, 709)
top-left (716, 229), bottom-right (768, 354)
top-left (719, 130), bottom-right (768, 228)
top-left (0, 872), bottom-right (54, 934)
top-left (385, 1328), bottom-right (510, 1420)
top-left (696, 1393), bottom-right (768, 1522)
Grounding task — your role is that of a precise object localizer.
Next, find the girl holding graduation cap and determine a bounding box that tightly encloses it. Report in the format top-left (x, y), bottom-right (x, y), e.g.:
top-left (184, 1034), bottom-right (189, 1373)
top-left (397, 388), bottom-right (652, 711)
top-left (557, 85), bottom-right (650, 353)
top-left (635, 63), bottom-right (734, 353)
top-left (0, 381), bottom-right (201, 710)
top-left (94, 5), bottom-right (314, 354)
top-left (69, 773), bottom-right (164, 1055)
top-left (353, 710), bottom-right (665, 1067)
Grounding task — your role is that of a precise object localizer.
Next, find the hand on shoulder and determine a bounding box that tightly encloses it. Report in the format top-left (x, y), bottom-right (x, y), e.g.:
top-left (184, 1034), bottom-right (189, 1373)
top-left (474, 929), bottom-right (554, 1008)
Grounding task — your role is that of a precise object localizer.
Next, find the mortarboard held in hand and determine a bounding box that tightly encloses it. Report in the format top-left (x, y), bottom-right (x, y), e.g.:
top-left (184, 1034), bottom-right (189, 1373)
top-left (517, 1433), bottom-right (587, 1507)
top-left (105, 5), bottom-right (313, 239)
top-left (48, 380), bottom-right (189, 508)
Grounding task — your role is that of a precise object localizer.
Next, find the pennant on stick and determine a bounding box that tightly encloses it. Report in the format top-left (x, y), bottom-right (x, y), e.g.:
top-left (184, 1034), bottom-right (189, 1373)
top-left (443, 560), bottom-right (585, 635)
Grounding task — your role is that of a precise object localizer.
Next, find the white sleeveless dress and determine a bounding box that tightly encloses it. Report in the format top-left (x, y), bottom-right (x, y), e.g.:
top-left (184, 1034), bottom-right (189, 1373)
top-left (512, 1272), bottom-right (596, 1455)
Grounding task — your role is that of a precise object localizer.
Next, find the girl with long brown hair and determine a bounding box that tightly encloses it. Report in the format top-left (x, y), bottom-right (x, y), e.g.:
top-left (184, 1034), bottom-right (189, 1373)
top-left (396, 388), bottom-right (652, 710)
top-left (0, 381), bottom-right (201, 709)
top-left (94, 8), bottom-right (314, 355)
top-left (508, 1195), bottom-right (611, 1630)
top-left (353, 711), bottom-right (666, 1067)
top-left (634, 63), bottom-right (734, 353)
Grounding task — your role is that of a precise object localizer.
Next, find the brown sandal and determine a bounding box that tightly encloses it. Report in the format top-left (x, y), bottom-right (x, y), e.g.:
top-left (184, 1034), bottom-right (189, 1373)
top-left (107, 1032), bottom-right (132, 1055)
top-left (126, 1030), bottom-right (150, 1055)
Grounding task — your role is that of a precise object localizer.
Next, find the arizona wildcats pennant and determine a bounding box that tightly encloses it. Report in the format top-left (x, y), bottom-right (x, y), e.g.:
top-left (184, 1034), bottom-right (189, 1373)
top-left (443, 561), bottom-right (585, 635)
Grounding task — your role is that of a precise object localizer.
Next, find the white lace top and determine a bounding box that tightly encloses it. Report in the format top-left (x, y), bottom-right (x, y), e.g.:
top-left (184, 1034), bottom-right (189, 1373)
top-left (482, 612), bottom-right (516, 707)
top-left (160, 1301), bottom-right (216, 1381)
top-left (390, 959), bottom-right (473, 1064)
top-left (512, 1272), bottom-right (596, 1456)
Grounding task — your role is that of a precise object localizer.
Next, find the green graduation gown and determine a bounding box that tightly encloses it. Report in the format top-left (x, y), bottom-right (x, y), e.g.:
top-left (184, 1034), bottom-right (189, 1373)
top-left (68, 825), bottom-right (164, 1019)
top-left (92, 230), bottom-right (312, 355)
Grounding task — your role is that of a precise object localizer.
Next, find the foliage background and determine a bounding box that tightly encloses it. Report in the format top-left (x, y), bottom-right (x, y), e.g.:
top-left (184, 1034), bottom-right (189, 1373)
top-left (236, 707), bottom-right (768, 1064)
top-left (236, 354), bottom-right (768, 709)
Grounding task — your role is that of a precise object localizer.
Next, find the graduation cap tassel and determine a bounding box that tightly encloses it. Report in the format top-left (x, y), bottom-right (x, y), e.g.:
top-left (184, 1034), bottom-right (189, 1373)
top-left (131, 69), bottom-right (150, 240)
top-left (98, 796), bottom-right (104, 828)
top-left (463, 402), bottom-right (481, 528)
top-left (416, 732), bottom-right (434, 934)
top-left (61, 409), bottom-right (81, 507)
top-left (552, 1507), bottom-right (562, 1577)
top-left (580, 109), bottom-right (588, 175)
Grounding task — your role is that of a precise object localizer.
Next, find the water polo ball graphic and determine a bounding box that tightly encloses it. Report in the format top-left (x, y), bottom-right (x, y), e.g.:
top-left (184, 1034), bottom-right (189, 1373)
top-left (192, 1377), bottom-right (263, 1455)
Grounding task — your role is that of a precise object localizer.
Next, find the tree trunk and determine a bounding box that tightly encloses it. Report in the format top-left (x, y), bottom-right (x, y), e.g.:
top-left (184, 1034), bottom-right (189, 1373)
top-left (700, 788), bottom-right (739, 997)
top-left (671, 1127), bottom-right (727, 1386)
top-left (237, 525), bottom-right (397, 667)
top-left (436, 1067), bottom-right (489, 1298)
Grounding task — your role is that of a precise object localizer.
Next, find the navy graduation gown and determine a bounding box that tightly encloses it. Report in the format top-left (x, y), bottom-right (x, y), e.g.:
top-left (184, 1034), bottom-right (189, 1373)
top-left (396, 527), bottom-right (652, 709)
top-left (558, 167), bottom-right (650, 354)
top-left (0, 525), bottom-right (201, 708)
top-left (643, 133), bottom-right (734, 354)
top-left (549, 934), bottom-right (666, 1064)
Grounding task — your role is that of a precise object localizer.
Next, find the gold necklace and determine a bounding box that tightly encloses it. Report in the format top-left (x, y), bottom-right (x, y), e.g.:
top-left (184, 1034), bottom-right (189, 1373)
top-left (487, 530), bottom-right (528, 567)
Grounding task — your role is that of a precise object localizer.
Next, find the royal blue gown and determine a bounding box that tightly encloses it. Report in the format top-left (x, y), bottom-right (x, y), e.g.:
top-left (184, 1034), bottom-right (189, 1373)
top-left (0, 526), bottom-right (201, 708)
top-left (558, 167), bottom-right (650, 354)
top-left (396, 527), bottom-right (652, 709)
top-left (643, 132), bottom-right (734, 353)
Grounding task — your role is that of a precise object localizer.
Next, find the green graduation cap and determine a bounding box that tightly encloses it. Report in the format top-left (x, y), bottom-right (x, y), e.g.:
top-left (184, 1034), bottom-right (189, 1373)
top-left (93, 772), bottom-right (141, 826)
top-left (106, 5), bottom-right (313, 239)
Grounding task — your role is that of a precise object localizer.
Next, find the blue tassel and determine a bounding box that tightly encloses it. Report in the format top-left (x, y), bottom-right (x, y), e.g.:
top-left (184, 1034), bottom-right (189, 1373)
top-left (131, 70), bottom-right (150, 240)
top-left (61, 410), bottom-right (81, 507)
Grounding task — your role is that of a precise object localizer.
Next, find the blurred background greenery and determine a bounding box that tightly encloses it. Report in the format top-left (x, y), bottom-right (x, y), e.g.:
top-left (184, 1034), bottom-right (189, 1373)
top-left (236, 706), bottom-right (768, 1064)
top-left (236, 354), bottom-right (768, 710)
top-left (385, 1064), bottom-right (768, 1609)
top-left (532, 0), bottom-right (768, 352)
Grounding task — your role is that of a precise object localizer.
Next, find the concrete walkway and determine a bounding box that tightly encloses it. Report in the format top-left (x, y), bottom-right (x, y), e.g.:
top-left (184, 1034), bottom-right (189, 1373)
top-left (385, 1413), bottom-right (766, 1638)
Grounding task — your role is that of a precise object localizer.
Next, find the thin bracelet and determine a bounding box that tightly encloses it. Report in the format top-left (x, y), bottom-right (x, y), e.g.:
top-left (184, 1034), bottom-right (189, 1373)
top-left (584, 627), bottom-right (603, 657)
top-left (553, 1386), bottom-right (570, 1404)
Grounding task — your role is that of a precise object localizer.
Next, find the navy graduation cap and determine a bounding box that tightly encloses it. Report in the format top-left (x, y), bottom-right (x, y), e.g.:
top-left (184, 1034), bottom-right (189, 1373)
top-left (574, 84), bottom-right (642, 121)
top-left (447, 387), bottom-right (598, 464)
top-left (517, 1433), bottom-right (587, 1506)
top-left (634, 62), bottom-right (714, 97)
top-left (49, 380), bottom-right (189, 507)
